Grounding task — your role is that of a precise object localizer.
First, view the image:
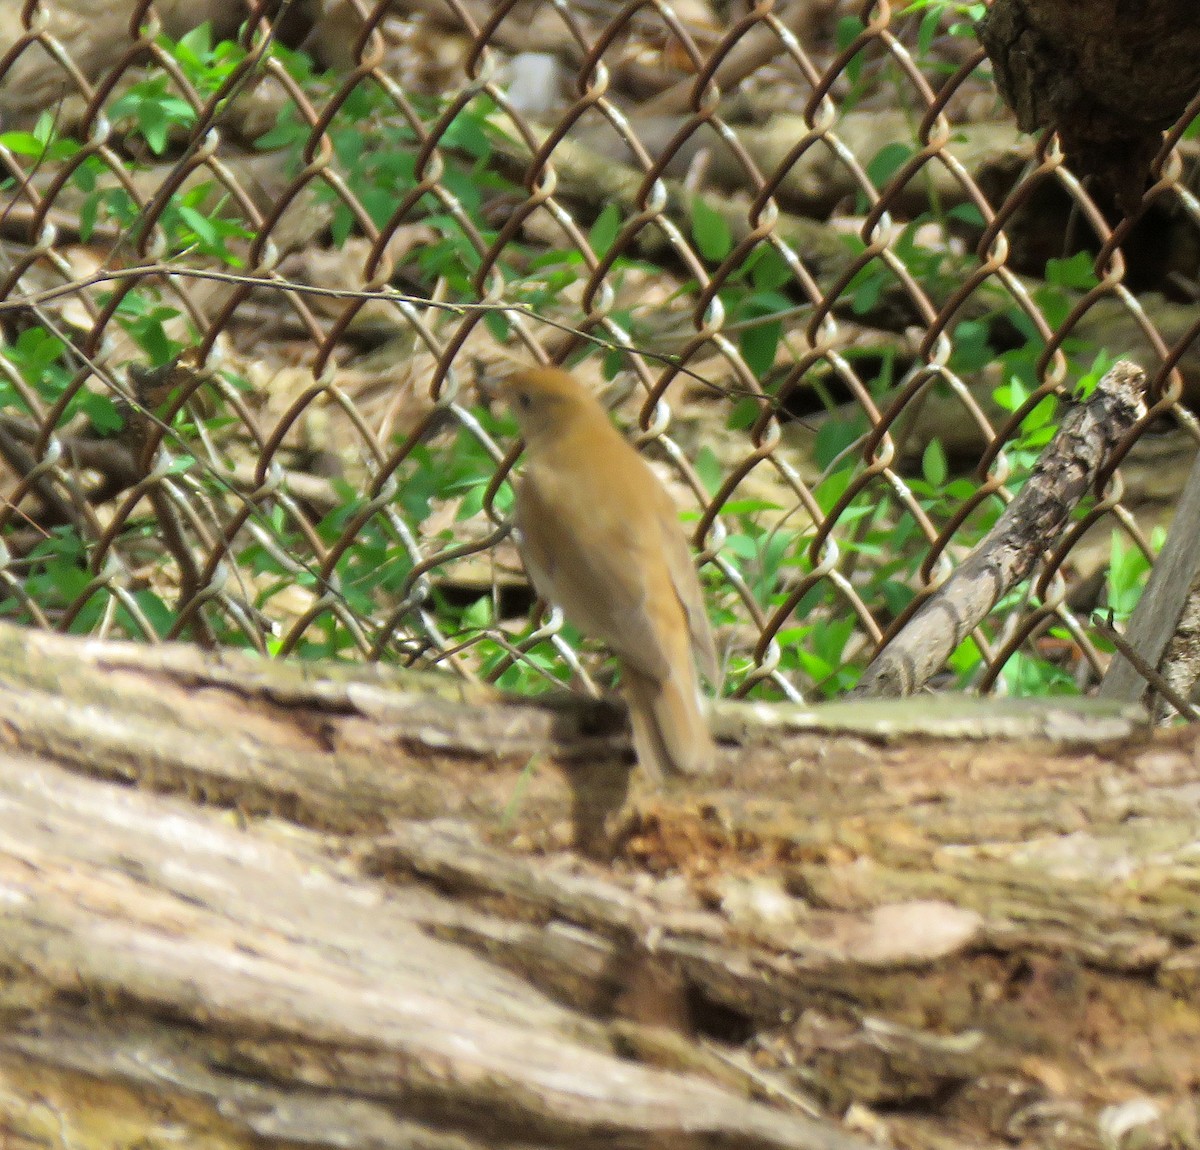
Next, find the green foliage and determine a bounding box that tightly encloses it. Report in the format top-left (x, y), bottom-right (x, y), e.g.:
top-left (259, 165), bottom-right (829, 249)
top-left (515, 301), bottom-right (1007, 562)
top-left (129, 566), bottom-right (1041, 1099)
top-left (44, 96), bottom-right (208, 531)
top-left (834, 16), bottom-right (871, 106)
top-left (0, 529), bottom-right (91, 628)
top-left (0, 326), bottom-right (120, 432)
top-left (261, 53), bottom-right (518, 288)
top-left (0, 15), bottom-right (1146, 705)
top-left (727, 200), bottom-right (1125, 697)
top-left (684, 244), bottom-right (799, 380)
top-left (1106, 529), bottom-right (1161, 621)
top-left (0, 111), bottom-right (79, 164)
top-left (109, 75), bottom-right (198, 155)
top-left (899, 0), bottom-right (988, 38)
top-left (589, 204), bottom-right (622, 259)
top-left (691, 198), bottom-right (732, 262)
top-left (867, 142), bottom-right (915, 190)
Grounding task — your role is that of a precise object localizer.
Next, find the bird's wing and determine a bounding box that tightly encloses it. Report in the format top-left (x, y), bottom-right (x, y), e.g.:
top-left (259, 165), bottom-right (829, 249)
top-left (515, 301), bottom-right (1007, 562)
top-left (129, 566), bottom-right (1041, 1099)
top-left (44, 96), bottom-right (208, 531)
top-left (656, 492), bottom-right (719, 683)
top-left (516, 469), bottom-right (673, 682)
top-left (657, 492), bottom-right (720, 681)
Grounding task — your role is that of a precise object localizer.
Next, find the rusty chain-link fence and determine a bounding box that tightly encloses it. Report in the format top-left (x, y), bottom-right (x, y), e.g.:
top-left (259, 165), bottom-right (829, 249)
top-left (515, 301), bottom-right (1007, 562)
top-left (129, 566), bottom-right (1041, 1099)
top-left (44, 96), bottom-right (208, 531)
top-left (0, 0), bottom-right (1197, 703)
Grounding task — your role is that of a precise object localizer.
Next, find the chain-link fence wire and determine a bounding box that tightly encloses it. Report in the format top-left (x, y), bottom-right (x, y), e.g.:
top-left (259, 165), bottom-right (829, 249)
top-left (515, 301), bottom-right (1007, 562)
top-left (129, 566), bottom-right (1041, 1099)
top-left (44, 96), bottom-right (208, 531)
top-left (0, 0), bottom-right (1197, 703)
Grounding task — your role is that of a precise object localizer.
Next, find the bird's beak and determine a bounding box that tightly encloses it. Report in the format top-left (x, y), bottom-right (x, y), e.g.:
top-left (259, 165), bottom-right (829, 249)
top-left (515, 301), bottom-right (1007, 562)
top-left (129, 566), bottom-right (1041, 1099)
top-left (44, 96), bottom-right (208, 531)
top-left (476, 370), bottom-right (513, 405)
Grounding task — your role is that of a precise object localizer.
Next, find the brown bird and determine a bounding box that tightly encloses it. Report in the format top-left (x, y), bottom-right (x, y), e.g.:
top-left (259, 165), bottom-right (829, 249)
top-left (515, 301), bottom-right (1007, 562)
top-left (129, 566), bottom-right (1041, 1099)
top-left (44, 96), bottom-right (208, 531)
top-left (494, 366), bottom-right (718, 781)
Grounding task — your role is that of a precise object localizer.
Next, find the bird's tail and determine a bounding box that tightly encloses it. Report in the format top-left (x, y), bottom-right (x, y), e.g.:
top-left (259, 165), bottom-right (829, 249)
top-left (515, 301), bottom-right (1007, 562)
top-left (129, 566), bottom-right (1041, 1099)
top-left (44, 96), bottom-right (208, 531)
top-left (621, 664), bottom-right (714, 782)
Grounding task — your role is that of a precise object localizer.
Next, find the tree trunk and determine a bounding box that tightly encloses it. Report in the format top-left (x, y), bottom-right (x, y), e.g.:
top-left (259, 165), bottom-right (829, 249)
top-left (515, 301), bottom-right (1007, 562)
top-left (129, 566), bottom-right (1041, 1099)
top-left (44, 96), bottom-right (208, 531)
top-left (980, 0), bottom-right (1200, 209)
top-left (0, 622), bottom-right (1194, 1150)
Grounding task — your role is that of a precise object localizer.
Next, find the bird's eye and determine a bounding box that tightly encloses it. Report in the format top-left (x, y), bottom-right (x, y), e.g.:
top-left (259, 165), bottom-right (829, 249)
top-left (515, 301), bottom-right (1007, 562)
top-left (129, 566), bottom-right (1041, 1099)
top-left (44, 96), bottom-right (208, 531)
top-left (517, 393), bottom-right (532, 410)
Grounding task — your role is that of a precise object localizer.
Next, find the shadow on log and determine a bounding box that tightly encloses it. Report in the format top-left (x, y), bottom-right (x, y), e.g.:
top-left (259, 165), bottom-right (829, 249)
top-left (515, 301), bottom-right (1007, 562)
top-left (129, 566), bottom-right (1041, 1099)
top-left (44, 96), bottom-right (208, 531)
top-left (0, 622), bottom-right (1195, 1149)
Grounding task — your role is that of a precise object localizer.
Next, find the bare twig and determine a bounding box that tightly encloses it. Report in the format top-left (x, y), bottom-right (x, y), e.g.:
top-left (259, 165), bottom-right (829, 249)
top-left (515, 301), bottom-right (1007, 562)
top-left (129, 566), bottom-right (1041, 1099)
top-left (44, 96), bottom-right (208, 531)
top-left (1093, 612), bottom-right (1200, 722)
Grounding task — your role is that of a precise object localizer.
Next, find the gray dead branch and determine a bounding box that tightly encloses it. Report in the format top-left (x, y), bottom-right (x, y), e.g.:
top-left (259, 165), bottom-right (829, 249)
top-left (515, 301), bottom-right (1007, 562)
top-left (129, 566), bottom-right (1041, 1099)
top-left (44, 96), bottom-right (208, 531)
top-left (1101, 441), bottom-right (1200, 721)
top-left (855, 360), bottom-right (1149, 698)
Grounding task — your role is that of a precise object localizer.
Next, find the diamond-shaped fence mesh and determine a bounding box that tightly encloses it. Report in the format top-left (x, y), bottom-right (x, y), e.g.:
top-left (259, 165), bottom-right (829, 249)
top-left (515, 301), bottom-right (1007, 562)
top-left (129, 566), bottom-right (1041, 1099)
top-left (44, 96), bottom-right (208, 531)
top-left (0, 0), bottom-right (1196, 702)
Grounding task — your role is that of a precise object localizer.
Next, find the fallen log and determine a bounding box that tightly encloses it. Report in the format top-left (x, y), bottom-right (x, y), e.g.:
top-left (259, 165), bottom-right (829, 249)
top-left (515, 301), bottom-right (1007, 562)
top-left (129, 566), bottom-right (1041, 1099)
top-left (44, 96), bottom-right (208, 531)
top-left (0, 622), bottom-right (1193, 1150)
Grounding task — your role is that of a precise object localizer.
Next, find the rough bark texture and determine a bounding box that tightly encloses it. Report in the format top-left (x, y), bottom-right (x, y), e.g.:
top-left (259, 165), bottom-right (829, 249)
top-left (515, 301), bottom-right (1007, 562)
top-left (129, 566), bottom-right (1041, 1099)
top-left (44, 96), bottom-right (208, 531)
top-left (1101, 440), bottom-right (1200, 718)
top-left (0, 622), bottom-right (1196, 1150)
top-left (855, 360), bottom-right (1148, 698)
top-left (979, 0), bottom-right (1200, 209)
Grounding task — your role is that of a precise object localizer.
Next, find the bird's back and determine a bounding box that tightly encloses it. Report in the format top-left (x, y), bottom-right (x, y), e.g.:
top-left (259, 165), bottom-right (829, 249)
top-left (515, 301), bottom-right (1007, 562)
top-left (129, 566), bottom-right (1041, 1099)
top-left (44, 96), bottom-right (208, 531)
top-left (504, 366), bottom-right (717, 778)
top-left (518, 413), bottom-right (710, 679)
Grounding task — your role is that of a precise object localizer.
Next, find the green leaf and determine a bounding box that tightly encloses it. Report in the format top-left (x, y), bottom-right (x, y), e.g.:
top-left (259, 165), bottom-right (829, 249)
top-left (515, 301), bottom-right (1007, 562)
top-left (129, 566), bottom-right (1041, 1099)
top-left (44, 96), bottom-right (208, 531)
top-left (691, 198), bottom-right (731, 262)
top-left (177, 204), bottom-right (218, 246)
top-left (589, 203), bottom-right (621, 259)
top-left (922, 439), bottom-right (947, 486)
top-left (176, 23), bottom-right (213, 62)
top-left (694, 446), bottom-right (723, 497)
top-left (491, 484), bottom-right (513, 516)
top-left (847, 264), bottom-right (886, 315)
top-left (80, 393), bottom-right (123, 433)
top-left (867, 142), bottom-right (914, 188)
top-left (601, 344), bottom-right (625, 380)
top-left (726, 396), bottom-right (759, 431)
top-left (1019, 394), bottom-right (1058, 434)
top-left (721, 499), bottom-right (781, 515)
top-left (880, 579), bottom-right (915, 617)
top-left (484, 309), bottom-right (510, 342)
top-left (1031, 284), bottom-right (1071, 328)
top-left (256, 110), bottom-right (308, 151)
top-left (948, 201), bottom-right (985, 227)
top-left (461, 595), bottom-right (493, 629)
top-left (0, 131), bottom-right (45, 156)
top-left (33, 110), bottom-right (55, 145)
top-left (442, 108), bottom-right (491, 160)
top-left (1074, 350), bottom-right (1115, 399)
top-left (330, 203), bottom-right (354, 247)
top-left (749, 246), bottom-right (793, 291)
top-left (724, 534), bottom-right (759, 560)
top-left (813, 414), bottom-right (865, 470)
top-left (740, 320), bottom-right (781, 377)
top-left (1045, 252), bottom-right (1098, 290)
top-left (133, 588), bottom-right (177, 637)
top-left (456, 481), bottom-right (488, 520)
top-left (917, 7), bottom-right (941, 54)
top-left (814, 464), bottom-right (854, 516)
top-left (993, 373), bottom-right (1029, 413)
top-left (138, 101), bottom-right (172, 154)
top-left (951, 318), bottom-right (992, 373)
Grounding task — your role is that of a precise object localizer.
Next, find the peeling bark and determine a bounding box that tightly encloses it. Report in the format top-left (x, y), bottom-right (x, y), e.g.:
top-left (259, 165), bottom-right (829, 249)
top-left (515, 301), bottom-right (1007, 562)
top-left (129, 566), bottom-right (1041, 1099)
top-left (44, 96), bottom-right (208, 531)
top-left (0, 622), bottom-right (1194, 1150)
top-left (980, 0), bottom-right (1200, 210)
top-left (856, 360), bottom-right (1148, 698)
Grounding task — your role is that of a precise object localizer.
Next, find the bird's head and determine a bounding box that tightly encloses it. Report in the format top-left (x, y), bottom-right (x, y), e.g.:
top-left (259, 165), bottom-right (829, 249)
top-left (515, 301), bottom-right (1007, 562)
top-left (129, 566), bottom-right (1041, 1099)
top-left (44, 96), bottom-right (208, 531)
top-left (487, 366), bottom-right (604, 446)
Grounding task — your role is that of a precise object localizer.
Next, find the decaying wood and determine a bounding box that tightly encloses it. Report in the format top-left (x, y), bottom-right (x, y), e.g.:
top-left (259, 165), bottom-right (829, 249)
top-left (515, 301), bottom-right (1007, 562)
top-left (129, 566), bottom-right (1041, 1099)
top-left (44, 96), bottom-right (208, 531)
top-left (1101, 439), bottom-right (1200, 718)
top-left (856, 360), bottom-right (1149, 698)
top-left (1155, 575), bottom-right (1200, 721)
top-left (0, 620), bottom-right (1196, 1150)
